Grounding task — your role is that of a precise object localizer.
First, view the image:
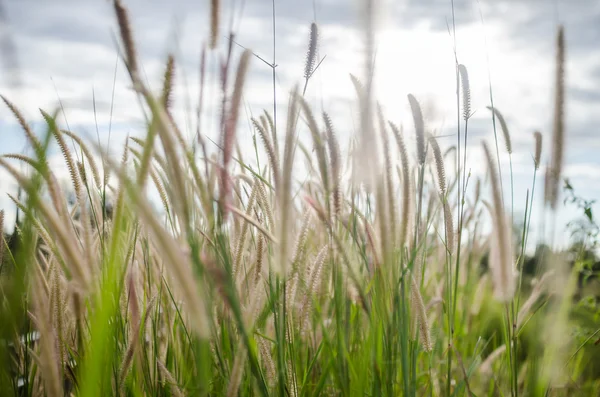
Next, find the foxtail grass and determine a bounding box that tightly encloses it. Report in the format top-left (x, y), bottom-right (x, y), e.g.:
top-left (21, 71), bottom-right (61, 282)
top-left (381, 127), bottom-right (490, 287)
top-left (0, 5), bottom-right (596, 397)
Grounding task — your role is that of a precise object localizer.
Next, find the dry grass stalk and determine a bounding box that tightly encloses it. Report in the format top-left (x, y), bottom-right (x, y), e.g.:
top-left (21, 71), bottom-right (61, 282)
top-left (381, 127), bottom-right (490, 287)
top-left (259, 115), bottom-right (270, 142)
top-left (149, 166), bottom-right (170, 215)
top-left (546, 26), bottom-right (565, 210)
top-left (226, 343), bottom-right (247, 397)
top-left (258, 337), bottom-right (276, 386)
top-left (304, 195), bottom-right (329, 230)
top-left (50, 263), bottom-right (65, 370)
top-left (300, 245), bottom-right (328, 335)
top-left (30, 274), bottom-right (63, 397)
top-left (1, 96), bottom-right (44, 157)
top-left (124, 61), bottom-right (196, 233)
top-left (286, 271), bottom-right (300, 320)
top-left (323, 112), bottom-right (341, 218)
top-left (290, 208), bottom-right (312, 270)
top-left (255, 179), bottom-right (274, 231)
top-left (534, 131), bottom-right (543, 170)
top-left (486, 106), bottom-right (512, 154)
top-left (114, 0), bottom-right (139, 80)
top-left (131, 133), bottom-right (158, 190)
top-left (196, 46), bottom-right (209, 168)
top-left (410, 272), bottom-right (432, 351)
top-left (429, 134), bottom-right (446, 197)
top-left (482, 143), bottom-right (515, 302)
top-left (157, 360), bottom-right (185, 397)
top-left (377, 104), bottom-right (396, 244)
top-left (298, 96), bottom-right (330, 195)
top-left (69, 160), bottom-right (96, 281)
top-left (352, 205), bottom-right (380, 267)
top-left (254, 233), bottom-right (265, 283)
top-left (276, 87), bottom-right (300, 275)
top-left (375, 172), bottom-right (392, 265)
top-left (390, 122), bottom-right (412, 249)
top-left (458, 64), bottom-right (471, 121)
top-left (76, 161), bottom-right (88, 186)
top-left (71, 288), bottom-right (84, 352)
top-left (408, 94), bottom-right (426, 165)
top-left (232, 180), bottom-right (259, 277)
top-left (76, 162), bottom-right (86, 189)
top-left (474, 177), bottom-right (481, 206)
top-left (112, 140), bottom-right (130, 225)
top-left (264, 110), bottom-right (278, 162)
top-left (61, 129), bottom-right (102, 189)
top-left (353, 3), bottom-right (379, 189)
top-left (288, 358), bottom-right (298, 397)
top-left (443, 199), bottom-right (454, 256)
top-left (162, 54), bottom-right (175, 112)
top-left (252, 118), bottom-right (280, 188)
top-left (209, 0), bottom-right (220, 49)
top-left (35, 253), bottom-right (51, 295)
top-left (220, 49), bottom-right (252, 217)
top-left (349, 74), bottom-right (364, 98)
top-left (543, 160), bottom-right (551, 210)
top-left (227, 204), bottom-right (278, 244)
top-left (304, 23), bottom-right (319, 80)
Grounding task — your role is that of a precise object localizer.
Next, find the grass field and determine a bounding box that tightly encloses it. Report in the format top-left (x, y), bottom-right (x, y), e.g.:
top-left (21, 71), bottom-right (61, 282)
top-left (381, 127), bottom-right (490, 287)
top-left (0, 0), bottom-right (599, 396)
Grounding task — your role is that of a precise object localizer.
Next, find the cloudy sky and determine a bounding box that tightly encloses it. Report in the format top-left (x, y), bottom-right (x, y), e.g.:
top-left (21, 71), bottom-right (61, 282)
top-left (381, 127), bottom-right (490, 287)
top-left (0, 0), bottom-right (598, 250)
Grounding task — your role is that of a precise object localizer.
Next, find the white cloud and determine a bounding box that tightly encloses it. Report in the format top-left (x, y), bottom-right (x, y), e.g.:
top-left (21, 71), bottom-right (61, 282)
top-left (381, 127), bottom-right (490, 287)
top-left (0, 0), bottom-right (598, 242)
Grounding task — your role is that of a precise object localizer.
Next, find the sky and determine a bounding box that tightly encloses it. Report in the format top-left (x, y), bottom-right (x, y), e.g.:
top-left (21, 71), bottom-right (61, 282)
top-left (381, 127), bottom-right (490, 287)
top-left (0, 0), bottom-right (599, 251)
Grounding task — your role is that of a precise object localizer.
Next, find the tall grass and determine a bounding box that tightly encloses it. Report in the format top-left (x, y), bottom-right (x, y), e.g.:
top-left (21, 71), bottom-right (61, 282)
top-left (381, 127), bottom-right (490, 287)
top-left (0, 1), bottom-right (598, 396)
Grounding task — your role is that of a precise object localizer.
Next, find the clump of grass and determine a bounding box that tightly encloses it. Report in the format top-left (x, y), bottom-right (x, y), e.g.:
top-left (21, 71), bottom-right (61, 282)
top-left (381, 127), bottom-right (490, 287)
top-left (0, 4), bottom-right (596, 397)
